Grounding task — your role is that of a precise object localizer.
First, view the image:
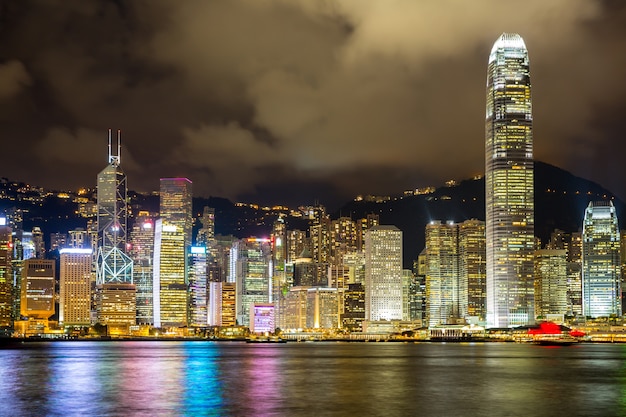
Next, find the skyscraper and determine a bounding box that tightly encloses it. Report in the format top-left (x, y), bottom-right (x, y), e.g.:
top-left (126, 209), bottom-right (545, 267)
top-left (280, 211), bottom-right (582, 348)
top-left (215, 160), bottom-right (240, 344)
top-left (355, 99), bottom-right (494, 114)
top-left (364, 225), bottom-right (403, 322)
top-left (188, 246), bottom-right (208, 327)
top-left (153, 178), bottom-right (193, 328)
top-left (95, 130), bottom-right (135, 326)
top-left (0, 218), bottom-right (12, 328)
top-left (231, 238), bottom-right (271, 327)
top-left (424, 221), bottom-right (459, 326)
top-left (485, 33), bottom-right (534, 327)
top-left (582, 201), bottom-right (621, 317)
top-left (129, 212), bottom-right (155, 324)
top-left (20, 259), bottom-right (55, 320)
top-left (96, 130), bottom-right (133, 286)
top-left (534, 249), bottom-right (568, 319)
top-left (59, 248), bottom-right (93, 327)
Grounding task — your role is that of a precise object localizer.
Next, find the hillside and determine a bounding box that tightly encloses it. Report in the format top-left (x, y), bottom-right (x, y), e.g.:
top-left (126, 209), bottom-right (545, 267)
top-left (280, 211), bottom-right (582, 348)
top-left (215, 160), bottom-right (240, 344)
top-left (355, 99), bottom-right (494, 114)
top-left (336, 161), bottom-right (625, 267)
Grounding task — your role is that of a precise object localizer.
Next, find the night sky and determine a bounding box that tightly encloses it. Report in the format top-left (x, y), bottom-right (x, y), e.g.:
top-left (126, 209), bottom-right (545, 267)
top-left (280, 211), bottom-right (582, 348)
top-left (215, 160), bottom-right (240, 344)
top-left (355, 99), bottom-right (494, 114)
top-left (1, 1), bottom-right (625, 209)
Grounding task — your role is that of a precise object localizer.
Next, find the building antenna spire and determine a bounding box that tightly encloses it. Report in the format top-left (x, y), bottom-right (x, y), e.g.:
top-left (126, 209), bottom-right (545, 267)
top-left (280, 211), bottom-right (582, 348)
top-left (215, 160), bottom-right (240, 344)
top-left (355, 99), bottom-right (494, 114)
top-left (108, 129), bottom-right (121, 167)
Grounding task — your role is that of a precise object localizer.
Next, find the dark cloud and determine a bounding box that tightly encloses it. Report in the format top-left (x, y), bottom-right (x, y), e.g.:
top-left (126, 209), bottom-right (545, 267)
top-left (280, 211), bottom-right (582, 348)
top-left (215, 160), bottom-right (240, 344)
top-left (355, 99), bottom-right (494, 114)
top-left (0, 0), bottom-right (625, 208)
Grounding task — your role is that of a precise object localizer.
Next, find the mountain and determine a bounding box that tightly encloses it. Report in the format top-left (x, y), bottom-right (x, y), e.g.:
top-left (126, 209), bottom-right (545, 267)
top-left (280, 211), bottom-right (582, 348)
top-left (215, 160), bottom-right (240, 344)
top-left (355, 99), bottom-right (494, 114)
top-left (1, 161), bottom-right (622, 269)
top-left (335, 161), bottom-right (625, 267)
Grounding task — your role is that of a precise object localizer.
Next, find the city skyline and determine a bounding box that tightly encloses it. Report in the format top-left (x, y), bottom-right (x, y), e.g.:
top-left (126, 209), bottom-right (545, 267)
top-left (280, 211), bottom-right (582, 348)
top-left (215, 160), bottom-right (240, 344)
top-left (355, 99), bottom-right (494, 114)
top-left (0, 1), bottom-right (625, 209)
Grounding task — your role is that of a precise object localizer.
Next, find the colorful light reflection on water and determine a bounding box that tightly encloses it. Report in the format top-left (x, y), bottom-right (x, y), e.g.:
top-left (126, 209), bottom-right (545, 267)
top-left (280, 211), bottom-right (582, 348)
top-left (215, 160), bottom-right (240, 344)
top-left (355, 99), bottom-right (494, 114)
top-left (1, 341), bottom-right (626, 416)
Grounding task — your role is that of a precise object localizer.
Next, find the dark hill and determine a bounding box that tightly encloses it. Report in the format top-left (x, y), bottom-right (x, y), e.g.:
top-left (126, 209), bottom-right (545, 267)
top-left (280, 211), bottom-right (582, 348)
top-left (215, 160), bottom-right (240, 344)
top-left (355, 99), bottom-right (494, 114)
top-left (335, 161), bottom-right (625, 268)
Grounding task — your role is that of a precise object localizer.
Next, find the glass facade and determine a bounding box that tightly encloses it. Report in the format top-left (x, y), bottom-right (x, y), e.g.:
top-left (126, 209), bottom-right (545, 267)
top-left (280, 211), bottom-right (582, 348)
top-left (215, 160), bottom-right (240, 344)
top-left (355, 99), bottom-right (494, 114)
top-left (582, 201), bottom-right (621, 317)
top-left (485, 33), bottom-right (534, 327)
top-left (365, 226), bottom-right (403, 321)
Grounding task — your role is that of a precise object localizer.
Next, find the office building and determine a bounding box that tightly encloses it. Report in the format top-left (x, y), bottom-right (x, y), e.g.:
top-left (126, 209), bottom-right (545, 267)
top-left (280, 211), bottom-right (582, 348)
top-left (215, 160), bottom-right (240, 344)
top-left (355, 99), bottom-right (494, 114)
top-left (534, 249), bottom-right (568, 319)
top-left (0, 218), bottom-right (12, 328)
top-left (189, 246), bottom-right (208, 327)
top-left (129, 212), bottom-right (155, 324)
top-left (485, 33), bottom-right (535, 327)
top-left (365, 226), bottom-right (403, 321)
top-left (20, 259), bottom-right (55, 320)
top-left (95, 130), bottom-right (135, 326)
top-left (59, 248), bottom-right (93, 326)
top-left (582, 201), bottom-right (621, 317)
top-left (459, 220), bottom-right (486, 321)
top-left (153, 178), bottom-right (193, 328)
top-left (231, 238), bottom-right (271, 327)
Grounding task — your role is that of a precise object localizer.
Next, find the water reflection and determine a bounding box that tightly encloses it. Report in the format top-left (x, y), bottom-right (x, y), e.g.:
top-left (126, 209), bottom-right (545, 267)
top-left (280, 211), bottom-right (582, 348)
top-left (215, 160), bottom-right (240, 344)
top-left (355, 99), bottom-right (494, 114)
top-left (1, 342), bottom-right (626, 416)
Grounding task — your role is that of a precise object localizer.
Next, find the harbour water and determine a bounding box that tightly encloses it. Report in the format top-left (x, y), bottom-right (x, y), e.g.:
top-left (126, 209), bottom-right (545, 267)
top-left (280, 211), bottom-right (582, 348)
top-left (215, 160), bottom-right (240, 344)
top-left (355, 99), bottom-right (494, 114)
top-left (1, 341), bottom-right (625, 416)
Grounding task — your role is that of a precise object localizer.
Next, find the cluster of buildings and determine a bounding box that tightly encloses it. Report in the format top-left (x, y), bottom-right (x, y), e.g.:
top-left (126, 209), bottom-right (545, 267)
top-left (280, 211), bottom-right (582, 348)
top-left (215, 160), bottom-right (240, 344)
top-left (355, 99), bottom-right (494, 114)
top-left (0, 33), bottom-right (624, 339)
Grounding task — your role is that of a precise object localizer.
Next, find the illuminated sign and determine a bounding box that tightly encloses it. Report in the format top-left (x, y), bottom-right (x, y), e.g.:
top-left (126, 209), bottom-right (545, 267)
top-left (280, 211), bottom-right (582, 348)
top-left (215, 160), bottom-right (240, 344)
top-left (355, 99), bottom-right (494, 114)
top-left (162, 225), bottom-right (177, 232)
top-left (190, 246), bottom-right (206, 254)
top-left (60, 248), bottom-right (93, 255)
top-left (0, 217), bottom-right (5, 226)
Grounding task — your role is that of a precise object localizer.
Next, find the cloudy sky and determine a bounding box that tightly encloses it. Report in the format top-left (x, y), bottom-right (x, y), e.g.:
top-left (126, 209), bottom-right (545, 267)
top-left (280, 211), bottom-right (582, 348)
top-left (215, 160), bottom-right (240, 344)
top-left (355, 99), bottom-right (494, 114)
top-left (1, 0), bottom-right (625, 208)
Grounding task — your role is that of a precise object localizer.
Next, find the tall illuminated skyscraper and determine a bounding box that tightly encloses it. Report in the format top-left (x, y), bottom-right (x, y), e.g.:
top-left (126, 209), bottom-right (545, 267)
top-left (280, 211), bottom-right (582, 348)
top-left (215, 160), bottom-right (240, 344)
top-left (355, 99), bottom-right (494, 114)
top-left (231, 238), bottom-right (271, 327)
top-left (129, 212), bottom-right (155, 324)
top-left (485, 33), bottom-right (534, 327)
top-left (153, 178), bottom-right (192, 328)
top-left (96, 130), bottom-right (133, 286)
top-left (582, 201), bottom-right (621, 317)
top-left (95, 130), bottom-right (135, 326)
top-left (59, 248), bottom-right (93, 326)
top-left (425, 221), bottom-right (459, 326)
top-left (364, 225), bottom-right (403, 322)
top-left (0, 218), bottom-right (12, 328)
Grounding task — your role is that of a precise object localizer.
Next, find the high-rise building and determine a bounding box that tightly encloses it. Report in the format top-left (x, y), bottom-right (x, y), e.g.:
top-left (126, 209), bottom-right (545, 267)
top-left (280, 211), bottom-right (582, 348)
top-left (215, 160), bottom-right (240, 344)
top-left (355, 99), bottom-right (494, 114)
top-left (129, 212), bottom-right (155, 324)
top-left (196, 206), bottom-right (215, 246)
top-left (159, 178), bottom-right (193, 245)
top-left (96, 130), bottom-right (133, 286)
top-left (189, 246), bottom-right (208, 327)
top-left (59, 248), bottom-right (93, 327)
top-left (306, 287), bottom-right (340, 329)
top-left (425, 221), bottom-right (459, 326)
top-left (534, 249), bottom-right (568, 319)
top-left (365, 225), bottom-right (403, 322)
top-left (341, 283), bottom-right (365, 332)
top-left (20, 259), bottom-right (55, 320)
top-left (153, 178), bottom-right (193, 328)
top-left (95, 130), bottom-right (134, 326)
top-left (0, 218), bottom-right (12, 328)
top-left (582, 201), bottom-right (621, 317)
top-left (459, 220), bottom-right (486, 321)
top-left (231, 238), bottom-right (271, 327)
top-left (485, 33), bottom-right (535, 327)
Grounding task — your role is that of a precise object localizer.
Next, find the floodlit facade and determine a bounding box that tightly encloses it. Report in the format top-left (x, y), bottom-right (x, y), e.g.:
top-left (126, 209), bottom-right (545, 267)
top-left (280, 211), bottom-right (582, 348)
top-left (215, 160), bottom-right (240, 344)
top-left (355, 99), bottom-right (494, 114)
top-left (582, 201), bottom-right (621, 317)
top-left (485, 33), bottom-right (535, 327)
top-left (153, 220), bottom-right (187, 328)
top-left (59, 248), bottom-right (93, 326)
top-left (231, 238), bottom-right (271, 326)
top-left (0, 218), bottom-right (12, 327)
top-left (365, 226), bottom-right (403, 321)
top-left (189, 246), bottom-right (208, 327)
top-left (534, 249), bottom-right (568, 318)
top-left (425, 221), bottom-right (459, 326)
top-left (153, 178), bottom-right (193, 328)
top-left (250, 303), bottom-right (275, 334)
top-left (129, 212), bottom-right (155, 324)
top-left (20, 259), bottom-right (55, 320)
top-left (459, 220), bottom-right (486, 321)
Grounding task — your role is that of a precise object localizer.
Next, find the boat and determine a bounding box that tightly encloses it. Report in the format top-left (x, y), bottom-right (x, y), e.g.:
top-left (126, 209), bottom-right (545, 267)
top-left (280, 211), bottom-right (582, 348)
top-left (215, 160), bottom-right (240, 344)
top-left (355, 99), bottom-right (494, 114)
top-left (532, 334), bottom-right (579, 346)
top-left (246, 336), bottom-right (287, 344)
